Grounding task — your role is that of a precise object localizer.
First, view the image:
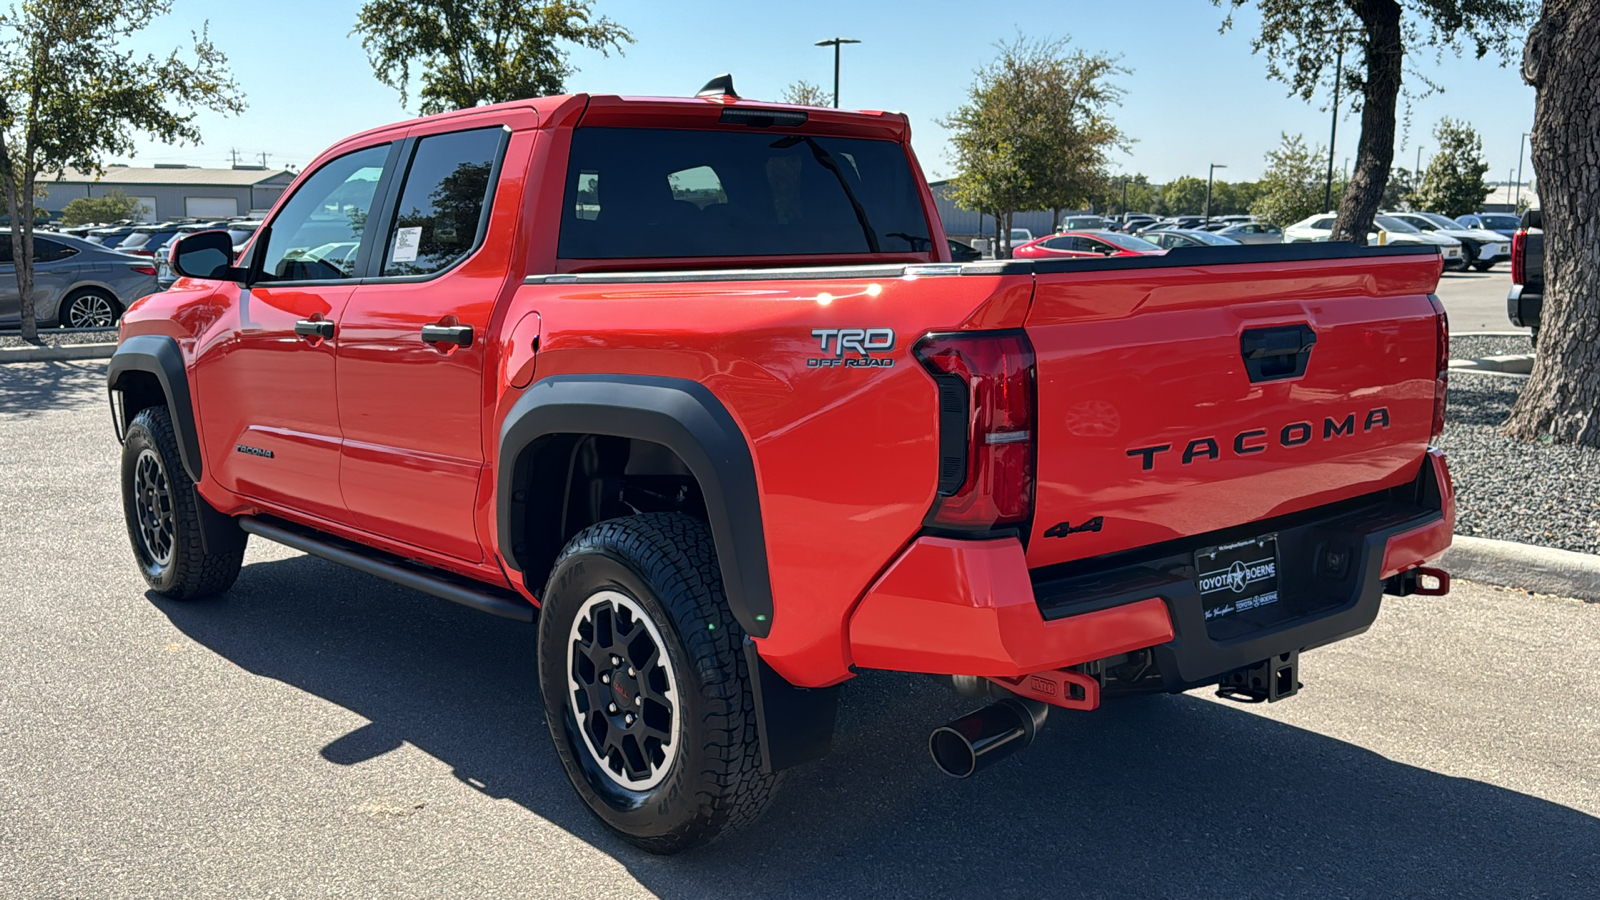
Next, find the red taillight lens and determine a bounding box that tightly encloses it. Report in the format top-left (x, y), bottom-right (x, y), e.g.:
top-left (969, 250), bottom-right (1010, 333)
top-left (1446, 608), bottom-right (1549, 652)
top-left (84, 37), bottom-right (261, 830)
top-left (131, 265), bottom-right (157, 276)
top-left (914, 331), bottom-right (1036, 531)
top-left (1511, 230), bottom-right (1526, 285)
top-left (1427, 294), bottom-right (1449, 442)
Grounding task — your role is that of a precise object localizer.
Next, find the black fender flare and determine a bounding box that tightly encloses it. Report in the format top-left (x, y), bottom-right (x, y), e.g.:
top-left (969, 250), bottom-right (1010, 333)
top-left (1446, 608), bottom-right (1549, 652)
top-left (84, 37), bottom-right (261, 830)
top-left (107, 334), bottom-right (204, 483)
top-left (497, 374), bottom-right (774, 638)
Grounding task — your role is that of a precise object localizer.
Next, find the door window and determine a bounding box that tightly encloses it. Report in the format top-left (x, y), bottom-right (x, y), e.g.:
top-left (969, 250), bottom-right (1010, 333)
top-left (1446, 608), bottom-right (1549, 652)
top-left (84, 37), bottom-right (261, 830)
top-left (34, 238), bottom-right (78, 262)
top-left (381, 127), bottom-right (504, 277)
top-left (256, 144), bottom-right (390, 283)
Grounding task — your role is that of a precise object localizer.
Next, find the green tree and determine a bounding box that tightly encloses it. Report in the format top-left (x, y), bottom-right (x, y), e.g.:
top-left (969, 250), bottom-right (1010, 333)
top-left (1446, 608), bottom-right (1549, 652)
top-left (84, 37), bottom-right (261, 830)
top-left (1381, 166), bottom-right (1418, 210)
top-left (780, 80), bottom-right (831, 107)
top-left (354, 0), bottom-right (633, 115)
top-left (1409, 118), bottom-right (1492, 215)
top-left (1217, 0), bottom-right (1535, 244)
top-left (1250, 133), bottom-right (1332, 226)
top-left (1210, 180), bottom-right (1261, 216)
top-left (0, 1), bottom-right (243, 341)
top-left (1156, 176), bottom-right (1208, 216)
top-left (942, 36), bottom-right (1127, 255)
top-left (1504, 1), bottom-right (1600, 446)
top-left (59, 189), bottom-right (145, 226)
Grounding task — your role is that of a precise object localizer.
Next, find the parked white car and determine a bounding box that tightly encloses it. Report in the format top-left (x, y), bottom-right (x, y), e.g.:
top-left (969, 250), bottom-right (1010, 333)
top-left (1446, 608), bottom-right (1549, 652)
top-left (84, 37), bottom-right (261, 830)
top-left (1283, 213), bottom-right (1464, 267)
top-left (1382, 211), bottom-right (1509, 271)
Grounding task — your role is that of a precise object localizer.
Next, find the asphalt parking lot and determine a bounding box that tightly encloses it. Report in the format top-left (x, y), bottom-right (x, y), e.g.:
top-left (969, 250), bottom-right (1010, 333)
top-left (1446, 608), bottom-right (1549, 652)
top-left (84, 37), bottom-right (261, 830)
top-left (1434, 266), bottom-right (1524, 334)
top-left (4, 361), bottom-right (1596, 899)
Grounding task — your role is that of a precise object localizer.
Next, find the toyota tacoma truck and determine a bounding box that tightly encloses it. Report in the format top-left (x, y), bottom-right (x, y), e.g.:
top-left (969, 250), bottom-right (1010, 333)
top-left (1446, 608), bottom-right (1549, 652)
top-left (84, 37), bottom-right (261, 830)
top-left (109, 80), bottom-right (1455, 854)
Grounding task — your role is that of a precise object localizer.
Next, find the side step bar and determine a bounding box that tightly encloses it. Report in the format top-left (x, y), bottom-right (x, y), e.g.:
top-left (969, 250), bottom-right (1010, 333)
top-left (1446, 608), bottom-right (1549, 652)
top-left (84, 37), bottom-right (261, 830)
top-left (238, 516), bottom-right (535, 622)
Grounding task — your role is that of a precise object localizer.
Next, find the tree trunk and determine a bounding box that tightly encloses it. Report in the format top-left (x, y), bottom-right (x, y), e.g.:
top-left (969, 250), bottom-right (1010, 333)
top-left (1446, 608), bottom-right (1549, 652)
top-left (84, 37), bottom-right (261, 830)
top-left (0, 141), bottom-right (33, 343)
top-left (1332, 0), bottom-right (1403, 245)
top-left (18, 168), bottom-right (36, 341)
top-left (1504, 0), bottom-right (1600, 446)
top-left (1003, 210), bottom-right (1014, 258)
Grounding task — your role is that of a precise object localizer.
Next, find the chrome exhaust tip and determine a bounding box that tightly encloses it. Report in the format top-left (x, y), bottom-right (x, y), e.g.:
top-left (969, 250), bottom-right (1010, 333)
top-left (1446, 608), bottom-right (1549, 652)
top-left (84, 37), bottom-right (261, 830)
top-left (928, 697), bottom-right (1049, 778)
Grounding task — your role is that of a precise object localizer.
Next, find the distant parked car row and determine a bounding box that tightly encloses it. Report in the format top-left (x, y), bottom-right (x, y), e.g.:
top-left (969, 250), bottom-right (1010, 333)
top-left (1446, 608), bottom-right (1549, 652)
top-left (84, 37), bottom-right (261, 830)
top-left (1280, 211), bottom-right (1512, 270)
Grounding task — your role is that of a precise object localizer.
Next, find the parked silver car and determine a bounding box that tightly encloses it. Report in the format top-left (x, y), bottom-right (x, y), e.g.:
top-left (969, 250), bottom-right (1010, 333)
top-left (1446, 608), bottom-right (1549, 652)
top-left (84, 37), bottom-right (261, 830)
top-left (1213, 222), bottom-right (1284, 244)
top-left (0, 231), bottom-right (161, 328)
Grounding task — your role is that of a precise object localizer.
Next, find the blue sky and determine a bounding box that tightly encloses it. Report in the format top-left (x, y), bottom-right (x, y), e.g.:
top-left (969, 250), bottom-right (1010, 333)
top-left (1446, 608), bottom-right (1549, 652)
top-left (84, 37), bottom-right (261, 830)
top-left (125, 0), bottom-right (1537, 184)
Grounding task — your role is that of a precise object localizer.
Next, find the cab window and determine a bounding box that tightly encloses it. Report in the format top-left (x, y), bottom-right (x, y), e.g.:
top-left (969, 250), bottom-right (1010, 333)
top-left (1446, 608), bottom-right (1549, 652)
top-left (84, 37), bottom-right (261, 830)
top-left (255, 144), bottom-right (390, 283)
top-left (381, 127), bottom-right (504, 277)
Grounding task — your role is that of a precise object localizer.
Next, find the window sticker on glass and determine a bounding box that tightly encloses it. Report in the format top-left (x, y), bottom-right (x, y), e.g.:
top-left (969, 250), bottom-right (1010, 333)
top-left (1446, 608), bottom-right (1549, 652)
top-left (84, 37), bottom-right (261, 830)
top-left (393, 226), bottom-right (422, 263)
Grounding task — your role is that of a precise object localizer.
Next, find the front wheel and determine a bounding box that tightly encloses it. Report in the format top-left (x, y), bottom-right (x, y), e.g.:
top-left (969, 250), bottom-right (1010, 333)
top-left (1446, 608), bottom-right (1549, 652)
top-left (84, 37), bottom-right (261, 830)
top-left (121, 406), bottom-right (246, 599)
top-left (537, 513), bottom-right (778, 854)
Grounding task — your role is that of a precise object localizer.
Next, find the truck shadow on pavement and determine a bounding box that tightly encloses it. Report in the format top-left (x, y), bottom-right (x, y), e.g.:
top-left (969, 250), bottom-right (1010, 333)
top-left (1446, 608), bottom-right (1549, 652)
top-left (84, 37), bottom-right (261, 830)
top-left (156, 554), bottom-right (1600, 898)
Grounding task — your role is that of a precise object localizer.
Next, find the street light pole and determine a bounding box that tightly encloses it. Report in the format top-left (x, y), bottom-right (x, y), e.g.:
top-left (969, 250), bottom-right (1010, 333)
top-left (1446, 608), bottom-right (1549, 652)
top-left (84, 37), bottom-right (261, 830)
top-left (1205, 163), bottom-right (1226, 225)
top-left (814, 38), bottom-right (861, 109)
top-left (1325, 42), bottom-right (1344, 213)
top-left (1515, 131), bottom-right (1530, 209)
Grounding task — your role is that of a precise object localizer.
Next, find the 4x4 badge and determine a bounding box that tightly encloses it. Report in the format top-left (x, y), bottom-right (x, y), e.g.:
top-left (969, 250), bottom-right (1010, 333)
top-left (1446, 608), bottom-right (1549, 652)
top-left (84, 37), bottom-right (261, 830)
top-left (1044, 517), bottom-right (1103, 538)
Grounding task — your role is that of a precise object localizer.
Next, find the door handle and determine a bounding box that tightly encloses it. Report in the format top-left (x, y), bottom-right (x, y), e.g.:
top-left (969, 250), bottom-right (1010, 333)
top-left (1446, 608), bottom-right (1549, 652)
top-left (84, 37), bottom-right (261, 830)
top-left (294, 319), bottom-right (335, 340)
top-left (421, 324), bottom-right (473, 347)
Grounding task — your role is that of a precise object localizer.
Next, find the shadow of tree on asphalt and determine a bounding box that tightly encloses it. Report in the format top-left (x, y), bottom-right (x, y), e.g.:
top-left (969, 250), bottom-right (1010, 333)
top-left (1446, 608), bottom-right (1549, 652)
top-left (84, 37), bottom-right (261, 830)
top-left (0, 360), bottom-right (105, 418)
top-left (156, 555), bottom-right (1600, 898)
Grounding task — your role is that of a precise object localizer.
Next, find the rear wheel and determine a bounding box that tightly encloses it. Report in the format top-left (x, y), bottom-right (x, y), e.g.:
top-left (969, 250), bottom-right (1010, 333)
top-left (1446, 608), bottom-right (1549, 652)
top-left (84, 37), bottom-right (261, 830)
top-left (121, 406), bottom-right (246, 599)
top-left (537, 513), bottom-right (778, 854)
top-left (60, 288), bottom-right (120, 328)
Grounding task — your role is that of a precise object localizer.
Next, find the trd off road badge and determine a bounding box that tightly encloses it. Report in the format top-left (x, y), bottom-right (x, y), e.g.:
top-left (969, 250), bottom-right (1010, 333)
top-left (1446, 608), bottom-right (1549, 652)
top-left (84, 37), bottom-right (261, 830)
top-left (808, 328), bottom-right (896, 368)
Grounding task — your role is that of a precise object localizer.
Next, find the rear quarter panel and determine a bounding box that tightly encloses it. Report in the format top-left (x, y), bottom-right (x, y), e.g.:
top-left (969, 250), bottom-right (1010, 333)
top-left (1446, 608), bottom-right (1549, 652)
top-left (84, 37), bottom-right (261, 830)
top-left (502, 271), bottom-right (1033, 685)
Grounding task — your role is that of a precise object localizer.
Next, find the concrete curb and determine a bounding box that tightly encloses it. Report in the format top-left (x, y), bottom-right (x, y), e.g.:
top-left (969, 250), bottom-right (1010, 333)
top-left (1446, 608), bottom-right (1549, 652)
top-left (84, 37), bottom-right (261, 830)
top-left (1443, 535), bottom-right (1600, 602)
top-left (1449, 354), bottom-right (1533, 375)
top-left (0, 343), bottom-right (116, 364)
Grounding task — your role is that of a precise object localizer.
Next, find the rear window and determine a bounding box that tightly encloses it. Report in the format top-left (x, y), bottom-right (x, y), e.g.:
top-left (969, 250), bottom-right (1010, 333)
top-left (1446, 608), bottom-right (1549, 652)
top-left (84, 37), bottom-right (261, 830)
top-left (1480, 214), bottom-right (1520, 230)
top-left (558, 127), bottom-right (932, 259)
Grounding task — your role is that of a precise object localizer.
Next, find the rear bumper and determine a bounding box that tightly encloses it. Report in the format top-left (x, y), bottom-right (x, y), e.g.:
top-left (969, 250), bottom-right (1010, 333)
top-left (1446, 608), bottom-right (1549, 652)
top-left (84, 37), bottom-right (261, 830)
top-left (1508, 283), bottom-right (1542, 329)
top-left (848, 450), bottom-right (1454, 686)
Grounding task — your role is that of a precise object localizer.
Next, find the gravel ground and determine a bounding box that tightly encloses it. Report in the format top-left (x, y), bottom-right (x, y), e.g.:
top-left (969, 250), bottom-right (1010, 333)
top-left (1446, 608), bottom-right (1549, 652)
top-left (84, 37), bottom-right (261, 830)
top-left (1450, 333), bottom-right (1536, 360)
top-left (1436, 371), bottom-right (1600, 554)
top-left (0, 328), bottom-right (117, 349)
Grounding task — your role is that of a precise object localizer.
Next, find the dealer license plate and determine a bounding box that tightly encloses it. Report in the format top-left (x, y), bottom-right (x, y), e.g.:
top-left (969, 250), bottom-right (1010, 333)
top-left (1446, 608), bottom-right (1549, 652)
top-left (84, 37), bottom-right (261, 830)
top-left (1195, 534), bottom-right (1281, 622)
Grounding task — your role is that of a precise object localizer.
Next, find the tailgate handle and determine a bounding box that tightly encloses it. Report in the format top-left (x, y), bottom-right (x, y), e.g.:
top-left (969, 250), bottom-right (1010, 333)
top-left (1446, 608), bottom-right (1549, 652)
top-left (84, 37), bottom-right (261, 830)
top-left (1240, 324), bottom-right (1317, 382)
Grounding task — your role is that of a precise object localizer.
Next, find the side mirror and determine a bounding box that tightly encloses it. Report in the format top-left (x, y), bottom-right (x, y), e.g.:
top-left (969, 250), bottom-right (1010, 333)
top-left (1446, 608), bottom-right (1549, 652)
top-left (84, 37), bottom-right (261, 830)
top-left (1522, 208), bottom-right (1542, 230)
top-left (169, 230), bottom-right (244, 282)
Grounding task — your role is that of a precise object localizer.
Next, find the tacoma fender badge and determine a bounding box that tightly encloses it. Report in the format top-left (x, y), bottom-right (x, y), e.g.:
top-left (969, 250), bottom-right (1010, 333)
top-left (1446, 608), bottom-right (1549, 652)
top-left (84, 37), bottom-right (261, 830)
top-left (1044, 517), bottom-right (1103, 538)
top-left (235, 444), bottom-right (274, 459)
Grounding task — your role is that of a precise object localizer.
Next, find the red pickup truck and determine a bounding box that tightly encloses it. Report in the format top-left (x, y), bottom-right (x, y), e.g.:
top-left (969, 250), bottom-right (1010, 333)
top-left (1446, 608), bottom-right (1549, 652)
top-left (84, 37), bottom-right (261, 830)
top-left (109, 82), bottom-right (1455, 853)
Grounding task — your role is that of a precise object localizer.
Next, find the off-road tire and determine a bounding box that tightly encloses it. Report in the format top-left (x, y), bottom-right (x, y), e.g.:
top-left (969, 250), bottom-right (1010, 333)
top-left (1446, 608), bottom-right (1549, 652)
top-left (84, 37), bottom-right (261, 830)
top-left (121, 405), bottom-right (246, 599)
top-left (538, 513), bottom-right (779, 854)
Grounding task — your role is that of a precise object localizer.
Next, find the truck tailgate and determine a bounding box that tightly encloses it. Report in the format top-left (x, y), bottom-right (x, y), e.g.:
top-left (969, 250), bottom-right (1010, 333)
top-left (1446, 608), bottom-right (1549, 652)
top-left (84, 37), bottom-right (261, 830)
top-left (1023, 248), bottom-right (1443, 570)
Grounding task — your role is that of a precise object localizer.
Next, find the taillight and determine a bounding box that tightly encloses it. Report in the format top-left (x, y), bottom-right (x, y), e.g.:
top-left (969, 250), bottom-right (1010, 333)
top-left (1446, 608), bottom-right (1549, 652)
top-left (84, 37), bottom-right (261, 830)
top-left (1511, 230), bottom-right (1526, 285)
top-left (914, 331), bottom-right (1036, 532)
top-left (1427, 294), bottom-right (1449, 442)
top-left (131, 265), bottom-right (157, 276)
